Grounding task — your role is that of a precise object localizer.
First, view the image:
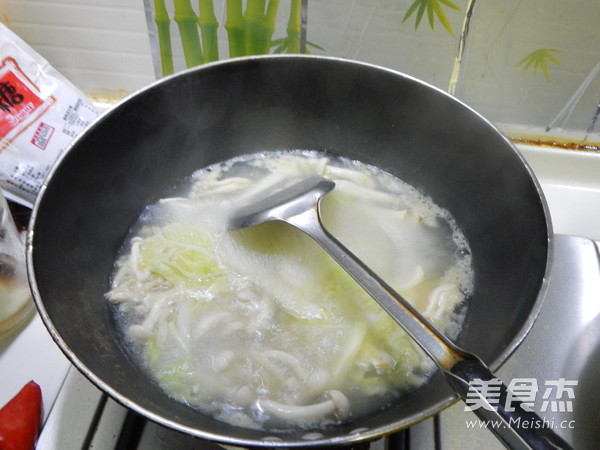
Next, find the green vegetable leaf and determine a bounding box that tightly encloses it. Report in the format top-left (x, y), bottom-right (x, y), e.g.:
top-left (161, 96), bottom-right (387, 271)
top-left (402, 0), bottom-right (461, 35)
top-left (138, 223), bottom-right (224, 288)
top-left (515, 49), bottom-right (561, 79)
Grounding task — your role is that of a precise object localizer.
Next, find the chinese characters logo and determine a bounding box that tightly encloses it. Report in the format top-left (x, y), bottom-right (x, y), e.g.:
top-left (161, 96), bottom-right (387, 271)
top-left (464, 377), bottom-right (577, 413)
top-left (0, 57), bottom-right (55, 150)
top-left (463, 377), bottom-right (578, 431)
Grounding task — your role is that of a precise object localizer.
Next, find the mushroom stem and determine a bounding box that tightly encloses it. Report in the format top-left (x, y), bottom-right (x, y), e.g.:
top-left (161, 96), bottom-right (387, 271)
top-left (257, 390), bottom-right (351, 425)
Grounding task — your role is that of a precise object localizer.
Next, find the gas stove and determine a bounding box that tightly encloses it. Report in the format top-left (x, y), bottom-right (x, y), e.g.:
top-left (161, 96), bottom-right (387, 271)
top-left (1, 144), bottom-right (599, 449)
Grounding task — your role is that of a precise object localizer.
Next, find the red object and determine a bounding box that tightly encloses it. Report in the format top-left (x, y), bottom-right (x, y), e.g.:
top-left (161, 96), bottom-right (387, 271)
top-left (0, 57), bottom-right (54, 149)
top-left (0, 381), bottom-right (42, 450)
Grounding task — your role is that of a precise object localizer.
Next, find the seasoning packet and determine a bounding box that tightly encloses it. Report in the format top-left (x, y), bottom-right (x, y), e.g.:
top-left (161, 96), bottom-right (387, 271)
top-left (0, 23), bottom-right (98, 207)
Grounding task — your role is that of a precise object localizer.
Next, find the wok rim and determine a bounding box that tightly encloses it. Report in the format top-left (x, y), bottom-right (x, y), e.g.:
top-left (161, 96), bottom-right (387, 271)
top-left (26, 54), bottom-right (554, 448)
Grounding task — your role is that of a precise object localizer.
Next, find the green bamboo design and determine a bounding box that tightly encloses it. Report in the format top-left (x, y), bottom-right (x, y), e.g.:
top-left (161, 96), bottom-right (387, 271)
top-left (173, 0), bottom-right (203, 67)
top-left (198, 0), bottom-right (219, 62)
top-left (154, 0), bottom-right (174, 76)
top-left (244, 0), bottom-right (267, 55)
top-left (261, 0), bottom-right (281, 54)
top-left (403, 0), bottom-right (461, 35)
top-left (515, 49), bottom-right (561, 80)
top-left (225, 0), bottom-right (245, 57)
top-left (153, 0), bottom-right (317, 73)
top-left (286, 0), bottom-right (301, 54)
top-left (271, 0), bottom-right (302, 53)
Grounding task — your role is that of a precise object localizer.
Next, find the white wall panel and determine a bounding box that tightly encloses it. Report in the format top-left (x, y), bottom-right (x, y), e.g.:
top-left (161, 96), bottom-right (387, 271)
top-left (0, 0), bottom-right (598, 138)
top-left (0, 0), bottom-right (155, 98)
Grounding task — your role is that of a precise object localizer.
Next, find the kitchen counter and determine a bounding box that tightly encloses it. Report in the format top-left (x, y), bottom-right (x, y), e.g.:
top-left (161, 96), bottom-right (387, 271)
top-left (0, 143), bottom-right (599, 449)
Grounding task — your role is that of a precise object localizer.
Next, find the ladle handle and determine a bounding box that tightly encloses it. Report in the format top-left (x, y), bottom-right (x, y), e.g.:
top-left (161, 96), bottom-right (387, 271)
top-left (288, 207), bottom-right (572, 450)
top-left (290, 209), bottom-right (460, 365)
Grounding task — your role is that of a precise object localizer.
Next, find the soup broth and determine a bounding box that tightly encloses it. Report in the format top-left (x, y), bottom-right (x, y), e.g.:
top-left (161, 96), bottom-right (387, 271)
top-left (107, 151), bottom-right (473, 431)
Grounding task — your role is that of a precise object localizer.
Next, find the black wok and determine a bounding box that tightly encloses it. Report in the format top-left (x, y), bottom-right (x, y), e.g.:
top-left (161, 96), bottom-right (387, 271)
top-left (27, 55), bottom-right (551, 448)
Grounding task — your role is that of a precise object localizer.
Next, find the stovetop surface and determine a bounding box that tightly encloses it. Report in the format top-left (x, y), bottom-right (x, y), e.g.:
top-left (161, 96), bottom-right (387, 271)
top-left (31, 234), bottom-right (600, 449)
top-left (2, 144), bottom-right (600, 449)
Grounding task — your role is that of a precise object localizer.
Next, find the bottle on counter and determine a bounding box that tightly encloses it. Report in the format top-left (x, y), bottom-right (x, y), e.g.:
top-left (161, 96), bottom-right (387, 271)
top-left (0, 193), bottom-right (33, 335)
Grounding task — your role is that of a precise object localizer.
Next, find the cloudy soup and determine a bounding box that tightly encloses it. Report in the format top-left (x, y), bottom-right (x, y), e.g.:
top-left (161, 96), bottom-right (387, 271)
top-left (106, 150), bottom-right (474, 431)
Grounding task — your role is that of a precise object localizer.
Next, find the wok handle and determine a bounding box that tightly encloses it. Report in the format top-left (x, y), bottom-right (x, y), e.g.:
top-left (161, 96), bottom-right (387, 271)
top-left (288, 206), bottom-right (572, 450)
top-left (445, 357), bottom-right (573, 450)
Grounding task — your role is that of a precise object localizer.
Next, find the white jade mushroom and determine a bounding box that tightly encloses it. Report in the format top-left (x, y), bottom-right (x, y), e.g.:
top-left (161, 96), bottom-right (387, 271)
top-left (257, 390), bottom-right (351, 425)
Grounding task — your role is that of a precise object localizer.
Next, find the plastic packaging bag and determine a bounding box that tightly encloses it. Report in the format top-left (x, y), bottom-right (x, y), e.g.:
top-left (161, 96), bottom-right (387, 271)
top-left (0, 23), bottom-right (98, 207)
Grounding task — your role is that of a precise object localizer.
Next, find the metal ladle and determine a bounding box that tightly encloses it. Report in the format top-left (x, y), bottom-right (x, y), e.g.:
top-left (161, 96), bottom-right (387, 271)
top-left (229, 175), bottom-right (571, 450)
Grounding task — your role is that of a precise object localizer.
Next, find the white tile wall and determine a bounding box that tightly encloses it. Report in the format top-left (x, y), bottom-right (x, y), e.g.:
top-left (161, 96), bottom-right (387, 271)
top-left (1, 0), bottom-right (599, 138)
top-left (0, 0), bottom-right (156, 96)
top-left (454, 0), bottom-right (600, 132)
